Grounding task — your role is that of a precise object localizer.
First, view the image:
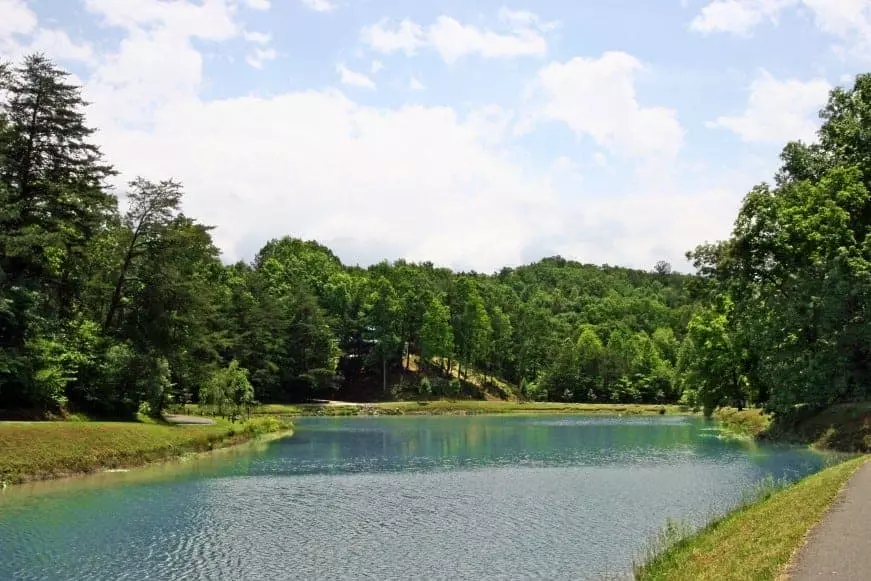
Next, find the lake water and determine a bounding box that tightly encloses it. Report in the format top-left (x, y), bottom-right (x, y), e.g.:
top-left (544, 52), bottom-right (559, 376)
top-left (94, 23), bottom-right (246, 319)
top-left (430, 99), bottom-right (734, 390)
top-left (0, 415), bottom-right (829, 580)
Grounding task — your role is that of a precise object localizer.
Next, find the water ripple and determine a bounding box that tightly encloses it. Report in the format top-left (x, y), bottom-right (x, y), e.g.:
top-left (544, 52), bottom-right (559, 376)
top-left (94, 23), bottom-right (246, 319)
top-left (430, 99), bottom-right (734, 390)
top-left (0, 415), bottom-right (826, 580)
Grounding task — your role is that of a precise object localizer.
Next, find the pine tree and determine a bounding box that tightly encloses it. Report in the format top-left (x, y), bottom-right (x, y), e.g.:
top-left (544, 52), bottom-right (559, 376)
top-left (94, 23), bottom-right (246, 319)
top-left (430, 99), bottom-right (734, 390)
top-left (0, 54), bottom-right (116, 408)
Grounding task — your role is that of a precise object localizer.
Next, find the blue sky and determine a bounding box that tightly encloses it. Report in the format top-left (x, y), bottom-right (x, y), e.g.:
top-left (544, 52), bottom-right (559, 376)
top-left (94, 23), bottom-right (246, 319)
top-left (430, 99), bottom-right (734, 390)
top-left (2, 0), bottom-right (867, 272)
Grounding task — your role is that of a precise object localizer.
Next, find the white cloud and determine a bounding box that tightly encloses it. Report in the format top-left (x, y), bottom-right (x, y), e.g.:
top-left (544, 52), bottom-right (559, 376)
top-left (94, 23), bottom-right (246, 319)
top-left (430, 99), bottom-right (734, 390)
top-left (409, 76), bottom-right (425, 90)
top-left (361, 9), bottom-right (556, 63)
top-left (803, 0), bottom-right (871, 58)
top-left (497, 7), bottom-right (559, 32)
top-left (593, 152), bottom-right (607, 167)
top-left (244, 30), bottom-right (271, 45)
top-left (81, 35), bottom-right (712, 271)
top-left (80, 0), bottom-right (243, 130)
top-left (803, 0), bottom-right (870, 37)
top-left (0, 0), bottom-right (37, 39)
top-left (690, 0), bottom-right (794, 34)
top-left (427, 16), bottom-right (547, 63)
top-left (301, 0), bottom-right (338, 12)
top-left (243, 30), bottom-right (275, 69)
top-left (247, 47), bottom-right (277, 69)
top-left (0, 0), bottom-right (92, 63)
top-left (518, 52), bottom-right (684, 165)
top-left (243, 0), bottom-right (271, 9)
top-left (707, 70), bottom-right (830, 143)
top-left (337, 64), bottom-right (376, 89)
top-left (83, 0), bottom-right (238, 41)
top-left (691, 0), bottom-right (871, 58)
top-left (371, 59), bottom-right (384, 74)
top-left (360, 19), bottom-right (425, 55)
top-left (5, 0), bottom-right (756, 273)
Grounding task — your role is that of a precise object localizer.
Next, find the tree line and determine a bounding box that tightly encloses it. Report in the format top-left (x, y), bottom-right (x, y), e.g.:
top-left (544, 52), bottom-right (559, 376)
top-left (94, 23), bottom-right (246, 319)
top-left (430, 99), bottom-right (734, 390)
top-left (680, 74), bottom-right (871, 418)
top-left (3, 54), bottom-right (867, 422)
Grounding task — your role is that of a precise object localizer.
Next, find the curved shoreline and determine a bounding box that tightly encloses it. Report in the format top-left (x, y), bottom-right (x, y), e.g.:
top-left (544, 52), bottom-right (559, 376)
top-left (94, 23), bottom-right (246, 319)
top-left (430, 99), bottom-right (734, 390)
top-left (0, 421), bottom-right (293, 488)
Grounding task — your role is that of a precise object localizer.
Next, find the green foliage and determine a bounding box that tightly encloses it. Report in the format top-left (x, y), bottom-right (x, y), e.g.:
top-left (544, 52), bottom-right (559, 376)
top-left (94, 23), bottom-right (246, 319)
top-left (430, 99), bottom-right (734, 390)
top-left (688, 73), bottom-right (871, 419)
top-left (420, 298), bottom-right (454, 364)
top-left (0, 55), bottom-right (702, 416)
top-left (419, 376), bottom-right (432, 398)
top-left (200, 361), bottom-right (254, 419)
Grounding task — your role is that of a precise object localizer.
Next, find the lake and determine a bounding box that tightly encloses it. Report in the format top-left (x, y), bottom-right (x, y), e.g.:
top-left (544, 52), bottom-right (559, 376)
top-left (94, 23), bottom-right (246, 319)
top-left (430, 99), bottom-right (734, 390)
top-left (0, 415), bottom-right (829, 580)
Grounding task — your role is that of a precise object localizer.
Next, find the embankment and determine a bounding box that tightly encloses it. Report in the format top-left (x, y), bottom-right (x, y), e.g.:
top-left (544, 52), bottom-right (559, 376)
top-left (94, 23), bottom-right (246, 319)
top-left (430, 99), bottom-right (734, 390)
top-left (715, 404), bottom-right (871, 452)
top-left (0, 416), bottom-right (290, 485)
top-left (635, 455), bottom-right (868, 581)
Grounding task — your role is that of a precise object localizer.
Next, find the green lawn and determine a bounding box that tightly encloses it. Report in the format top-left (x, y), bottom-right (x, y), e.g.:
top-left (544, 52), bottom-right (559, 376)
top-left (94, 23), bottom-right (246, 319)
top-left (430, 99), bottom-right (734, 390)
top-left (636, 455), bottom-right (868, 581)
top-left (0, 416), bottom-right (289, 485)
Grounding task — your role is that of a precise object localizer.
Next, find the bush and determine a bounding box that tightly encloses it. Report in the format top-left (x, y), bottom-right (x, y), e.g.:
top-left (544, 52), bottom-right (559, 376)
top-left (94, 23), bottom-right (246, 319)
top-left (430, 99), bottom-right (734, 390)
top-left (239, 416), bottom-right (289, 436)
top-left (200, 360), bottom-right (254, 419)
top-left (419, 376), bottom-right (432, 398)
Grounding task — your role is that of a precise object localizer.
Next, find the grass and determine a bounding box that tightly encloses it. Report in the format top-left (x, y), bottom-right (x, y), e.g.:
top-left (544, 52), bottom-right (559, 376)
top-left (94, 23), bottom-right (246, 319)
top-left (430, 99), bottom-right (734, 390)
top-left (635, 455), bottom-right (868, 581)
top-left (714, 407), bottom-right (772, 438)
top-left (181, 400), bottom-right (690, 417)
top-left (0, 416), bottom-right (291, 485)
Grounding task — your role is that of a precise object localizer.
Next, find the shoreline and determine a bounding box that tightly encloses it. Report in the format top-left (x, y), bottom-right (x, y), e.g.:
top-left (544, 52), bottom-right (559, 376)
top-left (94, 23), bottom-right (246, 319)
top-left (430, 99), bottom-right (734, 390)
top-left (230, 401), bottom-right (696, 418)
top-left (634, 455), bottom-right (869, 580)
top-left (714, 405), bottom-right (871, 454)
top-left (0, 430), bottom-right (293, 498)
top-left (0, 418), bottom-right (292, 488)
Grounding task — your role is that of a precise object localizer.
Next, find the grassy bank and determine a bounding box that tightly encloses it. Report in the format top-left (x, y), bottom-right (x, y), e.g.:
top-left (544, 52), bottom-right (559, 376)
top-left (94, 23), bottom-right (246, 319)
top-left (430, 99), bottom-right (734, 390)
top-left (766, 403), bottom-right (871, 453)
top-left (196, 401), bottom-right (691, 417)
top-left (714, 407), bottom-right (771, 438)
top-left (0, 416), bottom-right (290, 485)
top-left (635, 455), bottom-right (868, 581)
top-left (715, 404), bottom-right (871, 452)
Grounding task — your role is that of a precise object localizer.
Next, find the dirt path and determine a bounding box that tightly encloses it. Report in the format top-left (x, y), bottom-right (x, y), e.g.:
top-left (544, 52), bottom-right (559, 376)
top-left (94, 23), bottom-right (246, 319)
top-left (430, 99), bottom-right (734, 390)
top-left (308, 400), bottom-right (364, 407)
top-left (787, 460), bottom-right (871, 580)
top-left (163, 414), bottom-right (216, 425)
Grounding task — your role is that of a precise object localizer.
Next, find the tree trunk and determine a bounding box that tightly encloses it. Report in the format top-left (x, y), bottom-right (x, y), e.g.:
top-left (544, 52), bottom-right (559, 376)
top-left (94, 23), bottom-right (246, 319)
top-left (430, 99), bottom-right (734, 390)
top-left (104, 228), bottom-right (142, 330)
top-left (382, 354), bottom-right (387, 394)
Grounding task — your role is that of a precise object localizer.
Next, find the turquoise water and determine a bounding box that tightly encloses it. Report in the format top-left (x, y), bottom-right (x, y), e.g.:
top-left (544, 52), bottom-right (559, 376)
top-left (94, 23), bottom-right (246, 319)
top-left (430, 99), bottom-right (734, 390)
top-left (0, 415), bottom-right (828, 580)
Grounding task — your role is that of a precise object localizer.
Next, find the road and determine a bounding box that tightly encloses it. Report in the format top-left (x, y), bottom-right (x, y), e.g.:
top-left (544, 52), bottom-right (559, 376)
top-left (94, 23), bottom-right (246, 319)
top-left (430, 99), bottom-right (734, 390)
top-left (788, 460), bottom-right (871, 580)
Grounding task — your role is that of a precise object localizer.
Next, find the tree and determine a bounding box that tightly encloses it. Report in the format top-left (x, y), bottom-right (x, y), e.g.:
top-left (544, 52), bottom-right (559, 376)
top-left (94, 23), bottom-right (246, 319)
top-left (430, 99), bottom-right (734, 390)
top-left (576, 326), bottom-right (605, 401)
top-left (0, 54), bottom-right (115, 410)
top-left (420, 298), bottom-right (454, 369)
top-left (681, 301), bottom-right (748, 416)
top-left (0, 53), bottom-right (703, 415)
top-left (686, 74), bottom-right (871, 416)
top-left (450, 278), bottom-right (491, 379)
top-left (653, 260), bottom-right (672, 277)
top-left (200, 360), bottom-right (253, 420)
top-left (366, 277), bottom-right (401, 393)
top-left (104, 178), bottom-right (182, 331)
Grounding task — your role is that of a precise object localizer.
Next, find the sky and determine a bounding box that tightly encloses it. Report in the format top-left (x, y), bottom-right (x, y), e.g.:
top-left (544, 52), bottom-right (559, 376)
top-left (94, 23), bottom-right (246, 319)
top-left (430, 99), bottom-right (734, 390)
top-left (0, 0), bottom-right (867, 272)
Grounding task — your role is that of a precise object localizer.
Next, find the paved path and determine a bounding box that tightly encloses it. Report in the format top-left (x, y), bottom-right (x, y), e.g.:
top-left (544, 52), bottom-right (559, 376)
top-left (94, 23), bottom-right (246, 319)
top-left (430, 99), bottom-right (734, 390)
top-left (788, 461), bottom-right (871, 580)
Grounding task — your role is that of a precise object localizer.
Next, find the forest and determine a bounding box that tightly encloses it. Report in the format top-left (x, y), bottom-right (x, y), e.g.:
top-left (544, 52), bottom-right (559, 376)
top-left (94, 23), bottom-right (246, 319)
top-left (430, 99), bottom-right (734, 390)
top-left (2, 54), bottom-right (870, 421)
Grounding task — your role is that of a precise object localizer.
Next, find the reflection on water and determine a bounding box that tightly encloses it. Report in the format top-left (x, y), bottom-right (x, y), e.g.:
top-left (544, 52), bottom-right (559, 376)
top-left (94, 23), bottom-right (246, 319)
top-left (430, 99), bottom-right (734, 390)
top-left (0, 415), bottom-right (828, 581)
